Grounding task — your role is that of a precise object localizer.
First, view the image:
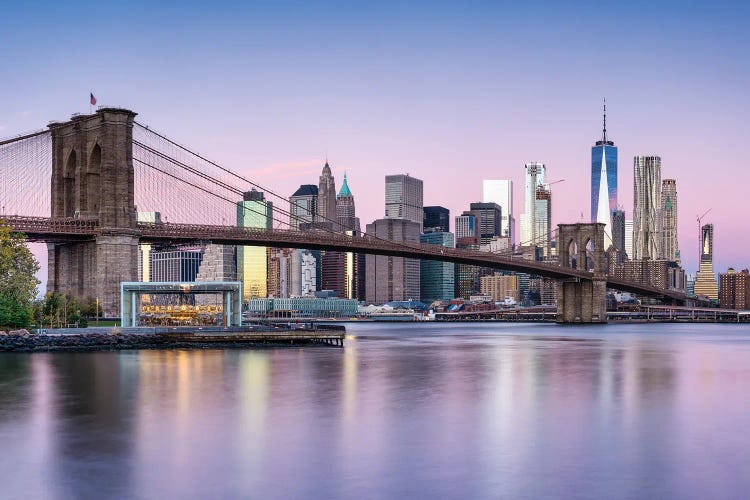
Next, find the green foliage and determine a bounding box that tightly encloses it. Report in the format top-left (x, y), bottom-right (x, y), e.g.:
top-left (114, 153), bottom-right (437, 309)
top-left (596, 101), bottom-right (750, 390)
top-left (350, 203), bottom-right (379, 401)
top-left (0, 222), bottom-right (40, 329)
top-left (33, 293), bottom-right (101, 328)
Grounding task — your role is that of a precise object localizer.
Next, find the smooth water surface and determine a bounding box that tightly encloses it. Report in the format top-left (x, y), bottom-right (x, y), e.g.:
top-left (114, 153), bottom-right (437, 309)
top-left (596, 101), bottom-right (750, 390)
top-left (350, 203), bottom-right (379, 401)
top-left (1, 323), bottom-right (750, 499)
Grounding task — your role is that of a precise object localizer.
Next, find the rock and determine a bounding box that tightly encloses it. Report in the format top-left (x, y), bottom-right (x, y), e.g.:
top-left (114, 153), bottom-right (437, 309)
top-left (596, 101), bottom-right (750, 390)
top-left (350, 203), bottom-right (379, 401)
top-left (9, 329), bottom-right (30, 337)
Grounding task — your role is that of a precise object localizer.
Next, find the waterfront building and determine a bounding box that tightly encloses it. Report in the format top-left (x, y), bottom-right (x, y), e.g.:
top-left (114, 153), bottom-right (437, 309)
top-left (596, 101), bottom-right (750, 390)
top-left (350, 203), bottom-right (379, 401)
top-left (469, 202), bottom-right (502, 244)
top-left (365, 218), bottom-right (421, 303)
top-left (480, 273), bottom-right (519, 303)
top-left (420, 232), bottom-right (455, 302)
top-left (611, 210), bottom-right (626, 263)
top-left (661, 179), bottom-right (680, 263)
top-left (633, 156), bottom-right (662, 260)
top-left (385, 174), bottom-right (424, 229)
top-left (482, 179), bottom-right (514, 244)
top-left (289, 184), bottom-right (318, 230)
top-left (300, 250), bottom-right (318, 296)
top-left (719, 269), bottom-right (750, 310)
top-left (694, 223), bottom-right (719, 299)
top-left (591, 101), bottom-right (618, 240)
top-left (520, 162), bottom-right (545, 246)
top-left (246, 297), bottom-right (358, 318)
top-left (613, 259), bottom-right (670, 290)
top-left (423, 206), bottom-right (450, 233)
top-left (150, 248), bottom-right (204, 282)
top-left (237, 189), bottom-right (273, 301)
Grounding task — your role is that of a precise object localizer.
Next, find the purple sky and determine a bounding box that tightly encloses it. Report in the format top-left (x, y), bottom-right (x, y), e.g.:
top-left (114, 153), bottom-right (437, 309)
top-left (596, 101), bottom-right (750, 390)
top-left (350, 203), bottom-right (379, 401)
top-left (2, 0), bottom-right (749, 286)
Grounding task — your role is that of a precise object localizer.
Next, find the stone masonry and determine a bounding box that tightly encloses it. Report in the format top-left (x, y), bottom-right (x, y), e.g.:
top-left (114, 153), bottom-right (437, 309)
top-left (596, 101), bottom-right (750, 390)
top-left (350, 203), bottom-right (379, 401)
top-left (556, 223), bottom-right (607, 323)
top-left (47, 109), bottom-right (139, 316)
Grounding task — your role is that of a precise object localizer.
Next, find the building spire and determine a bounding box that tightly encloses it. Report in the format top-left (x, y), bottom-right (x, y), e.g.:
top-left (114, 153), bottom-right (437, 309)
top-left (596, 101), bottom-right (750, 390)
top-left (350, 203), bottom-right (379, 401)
top-left (602, 97), bottom-right (607, 143)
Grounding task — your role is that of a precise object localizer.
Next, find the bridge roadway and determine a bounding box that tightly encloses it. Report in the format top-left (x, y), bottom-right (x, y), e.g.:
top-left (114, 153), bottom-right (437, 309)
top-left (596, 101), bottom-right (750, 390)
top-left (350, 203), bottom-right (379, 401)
top-left (3, 215), bottom-right (687, 302)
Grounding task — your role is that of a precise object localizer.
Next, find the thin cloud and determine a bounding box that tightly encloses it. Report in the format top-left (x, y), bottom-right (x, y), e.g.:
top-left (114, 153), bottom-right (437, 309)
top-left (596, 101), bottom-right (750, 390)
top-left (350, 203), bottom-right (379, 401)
top-left (250, 159), bottom-right (321, 179)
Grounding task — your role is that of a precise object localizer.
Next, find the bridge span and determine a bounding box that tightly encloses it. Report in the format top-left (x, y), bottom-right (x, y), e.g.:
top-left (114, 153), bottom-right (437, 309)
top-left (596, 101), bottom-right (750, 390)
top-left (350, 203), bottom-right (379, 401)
top-left (4, 215), bottom-right (687, 304)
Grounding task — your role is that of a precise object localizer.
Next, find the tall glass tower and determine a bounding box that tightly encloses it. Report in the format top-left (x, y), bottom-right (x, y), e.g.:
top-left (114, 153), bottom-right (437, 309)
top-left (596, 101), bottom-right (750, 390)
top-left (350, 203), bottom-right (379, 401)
top-left (591, 100), bottom-right (618, 243)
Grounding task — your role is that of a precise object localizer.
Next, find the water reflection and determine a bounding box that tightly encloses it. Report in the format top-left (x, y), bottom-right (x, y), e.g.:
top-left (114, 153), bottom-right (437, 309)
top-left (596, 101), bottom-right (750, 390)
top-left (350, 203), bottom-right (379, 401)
top-left (0, 323), bottom-right (749, 498)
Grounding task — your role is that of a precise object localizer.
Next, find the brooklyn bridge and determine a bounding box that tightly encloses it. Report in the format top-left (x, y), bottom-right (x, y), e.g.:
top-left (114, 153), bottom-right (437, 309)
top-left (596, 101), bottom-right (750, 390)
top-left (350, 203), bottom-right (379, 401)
top-left (0, 108), bottom-right (687, 322)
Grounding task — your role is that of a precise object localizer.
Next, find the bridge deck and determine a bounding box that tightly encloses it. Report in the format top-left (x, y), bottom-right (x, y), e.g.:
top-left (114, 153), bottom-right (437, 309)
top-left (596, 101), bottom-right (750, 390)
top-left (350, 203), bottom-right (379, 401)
top-left (1, 215), bottom-right (687, 301)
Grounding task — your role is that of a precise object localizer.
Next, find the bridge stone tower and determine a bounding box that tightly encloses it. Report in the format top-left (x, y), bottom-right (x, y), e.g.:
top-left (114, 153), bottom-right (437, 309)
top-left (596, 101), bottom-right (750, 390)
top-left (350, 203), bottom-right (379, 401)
top-left (557, 223), bottom-right (607, 323)
top-left (47, 108), bottom-right (139, 316)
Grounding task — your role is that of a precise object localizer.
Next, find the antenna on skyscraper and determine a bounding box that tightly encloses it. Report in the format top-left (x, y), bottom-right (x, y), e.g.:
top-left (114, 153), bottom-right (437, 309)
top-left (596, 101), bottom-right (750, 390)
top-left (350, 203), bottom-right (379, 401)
top-left (602, 97), bottom-right (607, 143)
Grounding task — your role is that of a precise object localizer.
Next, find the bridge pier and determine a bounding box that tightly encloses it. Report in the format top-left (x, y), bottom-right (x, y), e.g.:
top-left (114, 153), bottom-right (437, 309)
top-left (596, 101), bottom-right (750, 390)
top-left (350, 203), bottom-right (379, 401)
top-left (557, 277), bottom-right (607, 324)
top-left (556, 223), bottom-right (608, 324)
top-left (47, 108), bottom-right (138, 316)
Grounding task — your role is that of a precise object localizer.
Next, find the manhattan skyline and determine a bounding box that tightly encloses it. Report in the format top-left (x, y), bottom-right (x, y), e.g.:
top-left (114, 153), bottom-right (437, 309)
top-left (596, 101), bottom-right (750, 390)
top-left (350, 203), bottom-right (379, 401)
top-left (1, 1), bottom-right (749, 275)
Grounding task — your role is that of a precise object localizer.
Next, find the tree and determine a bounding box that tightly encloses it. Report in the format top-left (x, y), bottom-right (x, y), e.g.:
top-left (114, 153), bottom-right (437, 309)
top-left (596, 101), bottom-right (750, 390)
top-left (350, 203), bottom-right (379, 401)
top-left (0, 222), bottom-right (40, 329)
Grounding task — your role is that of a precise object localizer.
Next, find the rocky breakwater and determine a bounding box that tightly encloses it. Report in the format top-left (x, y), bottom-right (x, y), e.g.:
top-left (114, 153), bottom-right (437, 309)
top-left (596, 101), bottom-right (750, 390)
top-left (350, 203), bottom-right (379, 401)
top-left (0, 328), bottom-right (344, 351)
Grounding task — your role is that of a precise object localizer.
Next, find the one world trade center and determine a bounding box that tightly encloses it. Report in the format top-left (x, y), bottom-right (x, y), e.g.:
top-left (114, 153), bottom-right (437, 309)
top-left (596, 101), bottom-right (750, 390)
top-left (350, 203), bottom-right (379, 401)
top-left (591, 100), bottom-right (618, 243)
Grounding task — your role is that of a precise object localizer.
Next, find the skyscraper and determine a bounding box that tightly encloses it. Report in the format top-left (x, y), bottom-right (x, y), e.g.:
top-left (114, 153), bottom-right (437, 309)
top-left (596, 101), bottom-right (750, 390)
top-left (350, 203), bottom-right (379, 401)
top-left (520, 162), bottom-right (545, 247)
top-left (469, 202), bottom-right (502, 244)
top-left (317, 161), bottom-right (337, 225)
top-left (591, 100), bottom-right (618, 240)
top-left (661, 179), bottom-right (680, 263)
top-left (237, 189), bottom-right (273, 301)
top-left (365, 218), bottom-right (421, 303)
top-left (482, 179), bottom-right (514, 244)
top-left (366, 174), bottom-right (424, 303)
top-left (289, 184), bottom-right (318, 230)
top-left (454, 211), bottom-right (481, 298)
top-left (625, 219), bottom-right (634, 260)
top-left (611, 209), bottom-right (626, 263)
top-left (336, 173), bottom-right (360, 233)
top-left (694, 223), bottom-right (718, 300)
top-left (533, 186), bottom-right (551, 257)
top-left (420, 231), bottom-right (455, 302)
top-left (633, 156), bottom-right (662, 260)
top-left (423, 206), bottom-right (450, 233)
top-left (385, 174), bottom-right (424, 229)
top-left (329, 173), bottom-right (361, 299)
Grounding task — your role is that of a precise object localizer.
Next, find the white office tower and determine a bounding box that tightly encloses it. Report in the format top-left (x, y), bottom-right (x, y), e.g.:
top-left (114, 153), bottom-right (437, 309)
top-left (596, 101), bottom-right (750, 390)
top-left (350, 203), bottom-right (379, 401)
top-left (482, 179), bottom-right (514, 245)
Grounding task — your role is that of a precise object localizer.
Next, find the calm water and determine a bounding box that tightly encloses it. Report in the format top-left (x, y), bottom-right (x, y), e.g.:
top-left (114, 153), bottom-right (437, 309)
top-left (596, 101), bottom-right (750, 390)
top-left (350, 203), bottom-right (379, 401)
top-left (1, 323), bottom-right (750, 499)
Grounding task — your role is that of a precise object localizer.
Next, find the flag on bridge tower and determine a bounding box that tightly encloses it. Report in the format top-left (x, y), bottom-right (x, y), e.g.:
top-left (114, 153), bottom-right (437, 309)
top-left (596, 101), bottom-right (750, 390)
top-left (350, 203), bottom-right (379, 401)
top-left (90, 93), bottom-right (97, 106)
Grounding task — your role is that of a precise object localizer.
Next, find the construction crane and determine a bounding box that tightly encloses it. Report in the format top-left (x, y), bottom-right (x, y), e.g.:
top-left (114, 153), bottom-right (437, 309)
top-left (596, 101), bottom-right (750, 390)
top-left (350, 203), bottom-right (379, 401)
top-left (697, 208), bottom-right (712, 263)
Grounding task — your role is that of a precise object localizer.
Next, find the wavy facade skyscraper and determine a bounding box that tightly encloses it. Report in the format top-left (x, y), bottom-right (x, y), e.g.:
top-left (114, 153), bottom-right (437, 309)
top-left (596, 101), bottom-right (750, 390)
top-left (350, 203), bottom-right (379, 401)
top-left (633, 156), bottom-right (662, 260)
top-left (591, 101), bottom-right (618, 243)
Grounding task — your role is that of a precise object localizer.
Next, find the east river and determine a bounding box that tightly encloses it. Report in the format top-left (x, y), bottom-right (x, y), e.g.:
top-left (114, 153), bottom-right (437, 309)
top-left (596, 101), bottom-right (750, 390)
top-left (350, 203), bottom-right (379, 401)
top-left (1, 322), bottom-right (749, 499)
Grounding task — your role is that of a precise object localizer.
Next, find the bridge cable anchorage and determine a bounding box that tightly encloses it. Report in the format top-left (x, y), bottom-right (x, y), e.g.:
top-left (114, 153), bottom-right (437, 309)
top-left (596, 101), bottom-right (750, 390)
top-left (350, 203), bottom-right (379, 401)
top-left (132, 124), bottom-right (459, 257)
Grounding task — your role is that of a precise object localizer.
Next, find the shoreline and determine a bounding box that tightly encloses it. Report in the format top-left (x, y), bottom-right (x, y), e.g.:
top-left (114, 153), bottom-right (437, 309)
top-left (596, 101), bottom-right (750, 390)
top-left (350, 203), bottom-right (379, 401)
top-left (0, 327), bottom-right (345, 352)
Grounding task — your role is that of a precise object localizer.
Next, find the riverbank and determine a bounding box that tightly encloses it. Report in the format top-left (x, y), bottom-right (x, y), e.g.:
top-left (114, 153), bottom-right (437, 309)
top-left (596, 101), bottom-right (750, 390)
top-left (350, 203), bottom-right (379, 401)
top-left (0, 326), bottom-right (345, 352)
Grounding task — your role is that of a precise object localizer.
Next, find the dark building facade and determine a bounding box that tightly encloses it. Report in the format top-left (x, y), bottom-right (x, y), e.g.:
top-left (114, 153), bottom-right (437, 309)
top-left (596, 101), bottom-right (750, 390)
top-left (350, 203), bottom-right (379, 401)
top-left (469, 202), bottom-right (502, 244)
top-left (423, 206), bottom-right (450, 233)
top-left (611, 209), bottom-right (626, 262)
